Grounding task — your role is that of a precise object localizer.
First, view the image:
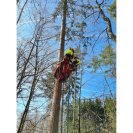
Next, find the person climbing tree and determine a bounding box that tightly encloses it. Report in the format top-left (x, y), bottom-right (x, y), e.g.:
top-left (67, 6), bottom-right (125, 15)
top-left (54, 48), bottom-right (80, 81)
top-left (63, 56), bottom-right (80, 80)
top-left (54, 48), bottom-right (74, 81)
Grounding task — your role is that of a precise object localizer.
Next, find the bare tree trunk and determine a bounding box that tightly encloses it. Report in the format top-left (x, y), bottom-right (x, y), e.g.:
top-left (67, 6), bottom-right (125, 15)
top-left (78, 68), bottom-right (83, 133)
top-left (73, 72), bottom-right (77, 133)
top-left (66, 78), bottom-right (71, 133)
top-left (49, 0), bottom-right (67, 133)
top-left (17, 68), bottom-right (38, 133)
top-left (60, 84), bottom-right (64, 133)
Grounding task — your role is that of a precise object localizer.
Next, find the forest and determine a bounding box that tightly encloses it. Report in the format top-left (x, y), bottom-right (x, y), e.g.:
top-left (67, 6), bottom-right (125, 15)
top-left (17, 0), bottom-right (116, 133)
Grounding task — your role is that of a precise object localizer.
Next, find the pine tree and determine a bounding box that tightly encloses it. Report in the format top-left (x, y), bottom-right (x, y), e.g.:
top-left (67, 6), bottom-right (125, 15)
top-left (49, 0), bottom-right (67, 133)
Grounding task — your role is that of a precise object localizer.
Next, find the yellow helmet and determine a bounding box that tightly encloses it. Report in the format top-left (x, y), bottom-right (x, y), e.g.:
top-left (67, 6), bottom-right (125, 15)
top-left (65, 48), bottom-right (74, 56)
top-left (65, 49), bottom-right (73, 55)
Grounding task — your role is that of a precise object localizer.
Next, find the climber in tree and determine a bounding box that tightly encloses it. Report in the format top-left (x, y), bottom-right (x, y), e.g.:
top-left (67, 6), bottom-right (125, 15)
top-left (60, 56), bottom-right (81, 81)
top-left (54, 48), bottom-right (74, 81)
top-left (54, 57), bottom-right (80, 82)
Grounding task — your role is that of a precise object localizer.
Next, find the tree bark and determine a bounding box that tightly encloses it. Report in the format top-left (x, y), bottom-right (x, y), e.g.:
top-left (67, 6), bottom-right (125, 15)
top-left (49, 0), bottom-right (67, 133)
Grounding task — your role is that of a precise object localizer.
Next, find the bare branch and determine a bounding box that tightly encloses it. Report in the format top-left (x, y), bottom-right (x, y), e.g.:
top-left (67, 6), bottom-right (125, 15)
top-left (96, 0), bottom-right (116, 42)
top-left (17, 0), bottom-right (29, 24)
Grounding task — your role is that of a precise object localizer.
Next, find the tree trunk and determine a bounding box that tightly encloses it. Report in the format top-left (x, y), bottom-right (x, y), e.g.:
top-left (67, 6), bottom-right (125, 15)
top-left (73, 72), bottom-right (77, 133)
top-left (49, 0), bottom-right (67, 133)
top-left (78, 68), bottom-right (83, 133)
top-left (60, 84), bottom-right (64, 133)
top-left (17, 75), bottom-right (38, 133)
top-left (66, 78), bottom-right (71, 133)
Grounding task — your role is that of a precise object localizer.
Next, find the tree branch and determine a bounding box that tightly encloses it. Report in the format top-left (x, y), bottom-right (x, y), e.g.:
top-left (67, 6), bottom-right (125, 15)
top-left (96, 0), bottom-right (116, 42)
